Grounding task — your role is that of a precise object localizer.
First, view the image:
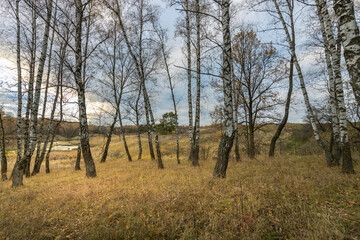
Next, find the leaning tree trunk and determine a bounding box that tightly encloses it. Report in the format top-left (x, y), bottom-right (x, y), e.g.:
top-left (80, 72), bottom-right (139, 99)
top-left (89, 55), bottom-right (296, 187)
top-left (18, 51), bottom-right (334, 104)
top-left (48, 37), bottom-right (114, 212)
top-left (0, 112), bottom-right (7, 180)
top-left (333, 0), bottom-right (360, 107)
top-left (100, 114), bottom-right (117, 163)
top-left (213, 0), bottom-right (235, 178)
top-left (12, 0), bottom-right (53, 187)
top-left (269, 55), bottom-right (294, 157)
top-left (272, 0), bottom-right (334, 167)
top-left (15, 0), bottom-right (22, 167)
top-left (74, 0), bottom-right (96, 178)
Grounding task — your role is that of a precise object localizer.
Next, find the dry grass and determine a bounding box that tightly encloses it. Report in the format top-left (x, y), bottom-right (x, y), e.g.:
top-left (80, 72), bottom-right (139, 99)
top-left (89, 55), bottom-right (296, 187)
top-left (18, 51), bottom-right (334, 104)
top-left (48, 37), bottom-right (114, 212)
top-left (0, 131), bottom-right (360, 240)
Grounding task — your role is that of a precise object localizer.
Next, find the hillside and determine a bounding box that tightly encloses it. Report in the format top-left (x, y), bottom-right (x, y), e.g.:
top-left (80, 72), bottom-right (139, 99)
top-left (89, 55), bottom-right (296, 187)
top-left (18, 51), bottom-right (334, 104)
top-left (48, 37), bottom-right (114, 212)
top-left (0, 128), bottom-right (359, 239)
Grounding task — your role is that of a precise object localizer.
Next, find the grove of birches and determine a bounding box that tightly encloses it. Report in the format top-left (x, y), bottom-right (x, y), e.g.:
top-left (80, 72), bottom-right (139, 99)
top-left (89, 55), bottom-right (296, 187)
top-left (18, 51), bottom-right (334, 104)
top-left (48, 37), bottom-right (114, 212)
top-left (0, 0), bottom-right (359, 186)
top-left (1, 0), bottom-right (360, 238)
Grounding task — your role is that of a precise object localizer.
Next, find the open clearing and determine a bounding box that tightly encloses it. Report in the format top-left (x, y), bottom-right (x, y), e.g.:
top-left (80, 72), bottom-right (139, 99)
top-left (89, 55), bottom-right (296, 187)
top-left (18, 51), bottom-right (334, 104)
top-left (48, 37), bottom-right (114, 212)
top-left (1, 133), bottom-right (360, 240)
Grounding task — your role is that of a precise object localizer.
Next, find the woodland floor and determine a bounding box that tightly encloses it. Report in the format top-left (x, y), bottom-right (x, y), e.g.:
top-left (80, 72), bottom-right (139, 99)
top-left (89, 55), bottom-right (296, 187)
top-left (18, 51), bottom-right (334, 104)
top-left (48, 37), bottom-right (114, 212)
top-left (0, 132), bottom-right (360, 240)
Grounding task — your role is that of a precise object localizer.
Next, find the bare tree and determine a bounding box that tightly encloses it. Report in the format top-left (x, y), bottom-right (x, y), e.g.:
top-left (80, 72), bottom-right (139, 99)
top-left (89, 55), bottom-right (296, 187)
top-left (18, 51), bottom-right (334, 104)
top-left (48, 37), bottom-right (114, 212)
top-left (233, 29), bottom-right (282, 158)
top-left (155, 25), bottom-right (181, 164)
top-left (12, 0), bottom-right (54, 187)
top-left (105, 0), bottom-right (164, 168)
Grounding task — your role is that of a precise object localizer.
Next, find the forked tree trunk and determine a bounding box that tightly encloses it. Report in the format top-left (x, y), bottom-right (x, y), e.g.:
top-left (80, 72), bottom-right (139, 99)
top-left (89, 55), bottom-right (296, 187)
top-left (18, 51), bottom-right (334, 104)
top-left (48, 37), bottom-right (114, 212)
top-left (272, 0), bottom-right (334, 167)
top-left (316, 0), bottom-right (341, 166)
top-left (269, 55), bottom-right (294, 157)
top-left (0, 111), bottom-right (7, 180)
top-left (333, 0), bottom-right (360, 107)
top-left (213, 0), bottom-right (235, 178)
top-left (12, 0), bottom-right (53, 187)
top-left (317, 0), bottom-right (354, 172)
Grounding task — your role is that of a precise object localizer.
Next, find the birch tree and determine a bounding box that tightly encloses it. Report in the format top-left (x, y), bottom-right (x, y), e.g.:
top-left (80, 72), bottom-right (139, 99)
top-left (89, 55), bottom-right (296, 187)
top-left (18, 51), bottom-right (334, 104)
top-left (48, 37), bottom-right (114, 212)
top-left (73, 0), bottom-right (96, 177)
top-left (333, 0), bottom-right (360, 108)
top-left (213, 0), bottom-right (235, 178)
top-left (12, 0), bottom-right (54, 187)
top-left (105, 0), bottom-right (164, 168)
top-left (315, 0), bottom-right (354, 173)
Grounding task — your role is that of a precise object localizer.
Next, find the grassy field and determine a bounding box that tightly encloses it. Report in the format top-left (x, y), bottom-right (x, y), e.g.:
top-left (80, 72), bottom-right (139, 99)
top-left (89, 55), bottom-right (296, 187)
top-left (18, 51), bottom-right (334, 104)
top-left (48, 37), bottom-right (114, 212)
top-left (0, 129), bottom-right (360, 239)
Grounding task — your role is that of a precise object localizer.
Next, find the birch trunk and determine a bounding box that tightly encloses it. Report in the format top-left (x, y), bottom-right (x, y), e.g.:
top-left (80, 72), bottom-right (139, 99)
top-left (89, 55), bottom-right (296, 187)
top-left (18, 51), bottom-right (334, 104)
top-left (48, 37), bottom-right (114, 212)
top-left (135, 86), bottom-right (143, 160)
top-left (231, 56), bottom-right (240, 162)
top-left (12, 0), bottom-right (53, 187)
top-left (333, 0), bottom-right (360, 106)
top-left (34, 16), bottom-right (56, 169)
top-left (75, 133), bottom-right (81, 170)
top-left (75, 0), bottom-right (96, 178)
top-left (186, 0), bottom-right (194, 162)
top-left (317, 0), bottom-right (354, 172)
top-left (213, 0), bottom-right (235, 178)
top-left (23, 4), bottom-right (37, 176)
top-left (0, 111), bottom-right (7, 180)
top-left (271, 0), bottom-right (334, 166)
top-left (143, 86), bottom-right (163, 168)
top-left (269, 55), bottom-right (294, 157)
top-left (191, 0), bottom-right (201, 166)
top-left (145, 102), bottom-right (155, 160)
top-left (119, 107), bottom-right (132, 162)
top-left (16, 0), bottom-right (22, 166)
top-left (160, 29), bottom-right (180, 164)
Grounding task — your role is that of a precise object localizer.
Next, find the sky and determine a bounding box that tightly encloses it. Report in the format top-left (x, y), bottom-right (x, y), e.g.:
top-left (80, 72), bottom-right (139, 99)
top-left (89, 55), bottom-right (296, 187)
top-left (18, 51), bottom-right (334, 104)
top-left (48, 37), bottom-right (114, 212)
top-left (0, 0), bottom-right (331, 126)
